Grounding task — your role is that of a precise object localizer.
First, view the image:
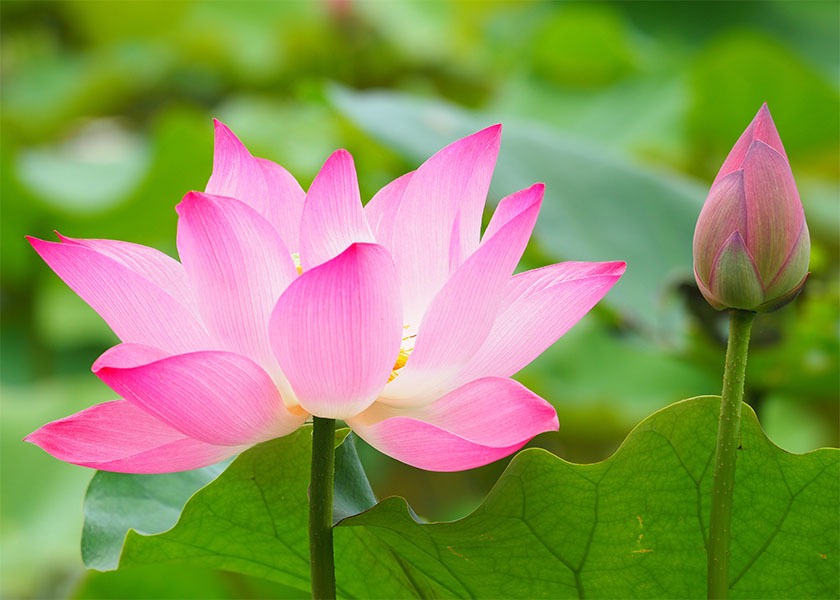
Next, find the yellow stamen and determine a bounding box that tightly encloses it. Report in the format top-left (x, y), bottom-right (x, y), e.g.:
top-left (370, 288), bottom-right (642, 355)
top-left (388, 329), bottom-right (416, 382)
top-left (291, 252), bottom-right (303, 275)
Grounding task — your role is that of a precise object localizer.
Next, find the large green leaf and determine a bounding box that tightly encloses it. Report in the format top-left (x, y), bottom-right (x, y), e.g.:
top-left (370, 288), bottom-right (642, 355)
top-left (329, 87), bottom-right (706, 334)
top-left (83, 429), bottom-right (379, 596)
top-left (339, 397), bottom-right (838, 598)
top-left (99, 397), bottom-right (837, 598)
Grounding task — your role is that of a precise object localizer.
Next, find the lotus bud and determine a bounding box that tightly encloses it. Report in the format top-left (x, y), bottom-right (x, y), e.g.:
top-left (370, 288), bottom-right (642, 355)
top-left (693, 104), bottom-right (809, 312)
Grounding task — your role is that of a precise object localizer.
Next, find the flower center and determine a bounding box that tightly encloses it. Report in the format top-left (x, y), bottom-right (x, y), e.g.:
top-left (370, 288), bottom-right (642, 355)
top-left (389, 325), bottom-right (416, 382)
top-left (291, 252), bottom-right (303, 275)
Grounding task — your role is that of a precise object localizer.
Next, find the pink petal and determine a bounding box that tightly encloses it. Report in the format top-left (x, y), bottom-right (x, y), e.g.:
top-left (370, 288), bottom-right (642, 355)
top-left (206, 120), bottom-right (268, 212)
top-left (387, 126), bottom-right (502, 323)
top-left (742, 140), bottom-right (804, 279)
top-left (364, 171), bottom-right (413, 245)
top-left (25, 400), bottom-right (243, 474)
top-left (348, 377), bottom-right (558, 472)
top-left (269, 243), bottom-right (402, 419)
top-left (205, 120), bottom-right (305, 250)
top-left (693, 171), bottom-right (747, 284)
top-left (258, 157), bottom-right (305, 252)
top-left (56, 235), bottom-right (194, 307)
top-left (93, 344), bottom-right (304, 446)
top-left (713, 103), bottom-right (787, 186)
top-left (455, 261), bottom-right (626, 385)
top-left (176, 192), bottom-right (298, 369)
top-left (28, 236), bottom-right (211, 355)
top-left (299, 150), bottom-right (374, 270)
top-left (382, 184), bottom-right (543, 405)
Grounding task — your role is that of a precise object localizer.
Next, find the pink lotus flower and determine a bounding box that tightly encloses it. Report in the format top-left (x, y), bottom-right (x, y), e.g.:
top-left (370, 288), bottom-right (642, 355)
top-left (693, 104), bottom-right (809, 312)
top-left (26, 122), bottom-right (624, 473)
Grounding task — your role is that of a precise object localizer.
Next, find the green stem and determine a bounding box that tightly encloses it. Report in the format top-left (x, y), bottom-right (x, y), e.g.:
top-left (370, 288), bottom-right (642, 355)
top-left (309, 417), bottom-right (337, 600)
top-left (707, 309), bottom-right (756, 599)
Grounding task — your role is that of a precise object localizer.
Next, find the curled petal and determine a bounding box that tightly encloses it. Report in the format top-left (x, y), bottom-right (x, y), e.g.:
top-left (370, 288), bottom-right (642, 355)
top-left (349, 377), bottom-right (558, 472)
top-left (299, 150), bottom-right (374, 270)
top-left (25, 400), bottom-right (243, 474)
top-left (28, 236), bottom-right (210, 354)
top-left (388, 125), bottom-right (502, 322)
top-left (456, 261), bottom-right (626, 385)
top-left (269, 243), bottom-right (402, 419)
top-left (382, 184), bottom-right (543, 406)
top-left (94, 344), bottom-right (304, 446)
top-left (176, 192), bottom-right (298, 368)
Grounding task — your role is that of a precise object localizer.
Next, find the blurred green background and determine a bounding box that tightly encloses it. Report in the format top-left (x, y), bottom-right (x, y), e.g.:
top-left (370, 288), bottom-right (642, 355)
top-left (1, 1), bottom-right (837, 598)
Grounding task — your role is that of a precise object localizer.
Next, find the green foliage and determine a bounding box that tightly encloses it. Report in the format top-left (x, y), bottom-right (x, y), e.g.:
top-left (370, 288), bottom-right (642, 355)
top-left (83, 398), bottom-right (839, 598)
top-left (3, 2), bottom-right (837, 597)
top-left (82, 462), bottom-right (228, 570)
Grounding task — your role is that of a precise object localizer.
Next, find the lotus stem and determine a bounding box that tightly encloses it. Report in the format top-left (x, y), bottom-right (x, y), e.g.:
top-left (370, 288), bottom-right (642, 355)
top-left (309, 416), bottom-right (337, 599)
top-left (707, 309), bottom-right (756, 599)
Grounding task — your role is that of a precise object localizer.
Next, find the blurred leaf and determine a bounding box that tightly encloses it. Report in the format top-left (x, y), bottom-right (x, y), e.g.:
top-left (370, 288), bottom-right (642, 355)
top-left (17, 119), bottom-right (150, 215)
top-left (355, 0), bottom-right (453, 62)
top-left (530, 4), bottom-right (637, 88)
top-left (61, 0), bottom-right (189, 47)
top-left (517, 320), bottom-right (720, 444)
top-left (0, 378), bottom-right (110, 598)
top-left (490, 74), bottom-right (688, 165)
top-left (330, 87), bottom-right (706, 334)
top-left (339, 397), bottom-right (838, 598)
top-left (761, 393), bottom-right (838, 455)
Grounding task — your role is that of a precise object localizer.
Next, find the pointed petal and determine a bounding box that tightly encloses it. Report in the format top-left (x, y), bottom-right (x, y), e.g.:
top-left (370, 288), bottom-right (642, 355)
top-left (382, 184), bottom-right (542, 406)
top-left (205, 120), bottom-right (305, 250)
top-left (269, 243), bottom-right (402, 419)
top-left (364, 171), bottom-right (413, 246)
top-left (389, 126), bottom-right (502, 323)
top-left (750, 104), bottom-right (788, 160)
top-left (93, 344), bottom-right (304, 446)
top-left (206, 120), bottom-right (269, 214)
top-left (28, 236), bottom-right (211, 354)
top-left (25, 400), bottom-right (243, 474)
top-left (456, 261), bottom-right (626, 384)
top-left (713, 103), bottom-right (787, 185)
top-left (349, 377), bottom-right (558, 472)
top-left (299, 150), bottom-right (374, 270)
top-left (176, 192), bottom-right (297, 368)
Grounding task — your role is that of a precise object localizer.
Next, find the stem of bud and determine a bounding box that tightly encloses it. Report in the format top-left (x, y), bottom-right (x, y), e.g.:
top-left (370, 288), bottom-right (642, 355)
top-left (707, 309), bottom-right (756, 599)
